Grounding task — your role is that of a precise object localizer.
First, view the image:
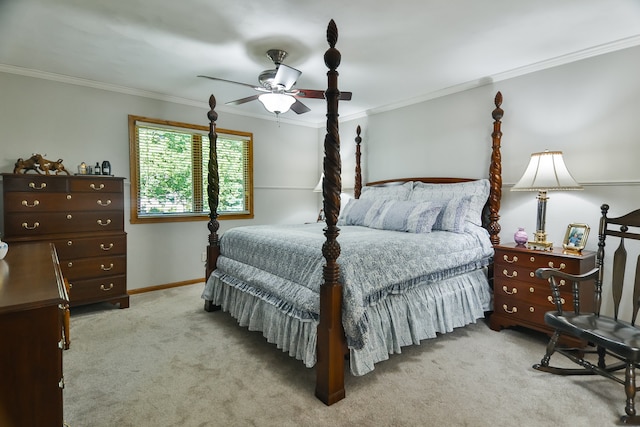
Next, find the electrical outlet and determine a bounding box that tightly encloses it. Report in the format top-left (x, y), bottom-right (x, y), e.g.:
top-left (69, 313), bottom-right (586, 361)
top-left (201, 252), bottom-right (207, 262)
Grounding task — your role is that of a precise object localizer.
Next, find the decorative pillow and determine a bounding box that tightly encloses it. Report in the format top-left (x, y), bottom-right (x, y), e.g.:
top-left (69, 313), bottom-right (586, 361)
top-left (359, 181), bottom-right (413, 201)
top-left (410, 179), bottom-right (489, 226)
top-left (363, 200), bottom-right (442, 233)
top-left (337, 198), bottom-right (375, 226)
top-left (432, 197), bottom-right (472, 233)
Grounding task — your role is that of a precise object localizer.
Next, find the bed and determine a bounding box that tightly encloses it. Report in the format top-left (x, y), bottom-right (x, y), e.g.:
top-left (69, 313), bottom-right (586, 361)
top-left (202, 20), bottom-right (504, 405)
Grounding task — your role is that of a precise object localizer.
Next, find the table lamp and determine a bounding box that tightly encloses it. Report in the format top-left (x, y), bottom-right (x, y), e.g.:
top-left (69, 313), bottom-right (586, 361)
top-left (511, 150), bottom-right (582, 250)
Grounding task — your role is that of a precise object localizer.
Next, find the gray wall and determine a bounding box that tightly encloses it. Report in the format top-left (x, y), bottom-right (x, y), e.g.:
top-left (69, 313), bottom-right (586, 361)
top-left (0, 72), bottom-right (321, 289)
top-left (348, 44), bottom-right (640, 252)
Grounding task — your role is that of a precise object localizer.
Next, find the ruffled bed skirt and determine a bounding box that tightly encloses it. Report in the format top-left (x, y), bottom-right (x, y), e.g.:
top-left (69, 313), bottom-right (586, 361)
top-left (202, 268), bottom-right (492, 376)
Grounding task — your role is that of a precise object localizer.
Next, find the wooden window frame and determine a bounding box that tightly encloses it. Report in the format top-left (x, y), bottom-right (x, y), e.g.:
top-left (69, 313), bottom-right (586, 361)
top-left (128, 115), bottom-right (253, 224)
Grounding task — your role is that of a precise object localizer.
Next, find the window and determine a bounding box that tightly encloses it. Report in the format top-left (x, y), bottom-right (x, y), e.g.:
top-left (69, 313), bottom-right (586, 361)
top-left (128, 115), bottom-right (253, 223)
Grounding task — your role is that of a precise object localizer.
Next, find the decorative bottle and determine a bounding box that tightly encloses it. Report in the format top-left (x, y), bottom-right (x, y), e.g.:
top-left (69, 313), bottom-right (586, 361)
top-left (94, 162), bottom-right (101, 175)
top-left (514, 227), bottom-right (528, 246)
top-left (102, 160), bottom-right (111, 176)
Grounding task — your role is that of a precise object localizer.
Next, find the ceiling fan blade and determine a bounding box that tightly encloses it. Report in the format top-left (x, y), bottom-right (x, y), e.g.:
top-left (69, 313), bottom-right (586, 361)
top-left (273, 64), bottom-right (301, 91)
top-left (226, 94), bottom-right (259, 106)
top-left (296, 89), bottom-right (352, 101)
top-left (290, 99), bottom-right (311, 114)
top-left (197, 75), bottom-right (261, 91)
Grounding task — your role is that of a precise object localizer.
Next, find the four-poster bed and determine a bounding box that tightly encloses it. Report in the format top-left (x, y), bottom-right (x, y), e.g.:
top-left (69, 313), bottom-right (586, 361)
top-left (202, 20), bottom-right (504, 406)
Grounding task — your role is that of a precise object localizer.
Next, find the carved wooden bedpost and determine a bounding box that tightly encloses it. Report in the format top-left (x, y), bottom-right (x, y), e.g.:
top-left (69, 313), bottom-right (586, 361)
top-left (204, 94), bottom-right (221, 312)
top-left (354, 125), bottom-right (362, 199)
top-left (315, 19), bottom-right (346, 406)
top-left (488, 91), bottom-right (503, 246)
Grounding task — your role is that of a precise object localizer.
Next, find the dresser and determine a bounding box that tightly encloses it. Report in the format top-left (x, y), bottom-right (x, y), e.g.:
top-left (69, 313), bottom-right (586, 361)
top-left (2, 173), bottom-right (129, 308)
top-left (490, 243), bottom-right (595, 343)
top-left (0, 242), bottom-right (68, 426)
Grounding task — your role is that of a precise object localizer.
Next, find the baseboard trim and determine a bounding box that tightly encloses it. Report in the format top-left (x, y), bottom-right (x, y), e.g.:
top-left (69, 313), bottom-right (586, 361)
top-left (128, 278), bottom-right (205, 295)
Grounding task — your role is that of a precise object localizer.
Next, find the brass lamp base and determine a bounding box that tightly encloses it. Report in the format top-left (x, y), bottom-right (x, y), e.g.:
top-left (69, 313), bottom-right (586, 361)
top-left (527, 231), bottom-right (553, 251)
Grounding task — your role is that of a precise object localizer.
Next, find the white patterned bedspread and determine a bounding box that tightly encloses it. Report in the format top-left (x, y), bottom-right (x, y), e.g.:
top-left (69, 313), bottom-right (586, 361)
top-left (207, 223), bottom-right (493, 353)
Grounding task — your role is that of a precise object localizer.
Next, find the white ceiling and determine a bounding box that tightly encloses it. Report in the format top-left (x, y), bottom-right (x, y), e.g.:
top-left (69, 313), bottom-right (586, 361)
top-left (1, 0), bottom-right (640, 127)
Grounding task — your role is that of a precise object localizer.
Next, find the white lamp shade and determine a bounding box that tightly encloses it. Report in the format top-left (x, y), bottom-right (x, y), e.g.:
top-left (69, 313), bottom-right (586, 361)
top-left (512, 150), bottom-right (582, 191)
top-left (258, 93), bottom-right (296, 114)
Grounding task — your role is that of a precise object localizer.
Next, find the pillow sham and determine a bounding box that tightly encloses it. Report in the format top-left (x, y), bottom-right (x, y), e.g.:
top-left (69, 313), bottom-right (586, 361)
top-left (432, 196), bottom-right (471, 233)
top-left (359, 181), bottom-right (413, 201)
top-left (337, 198), bottom-right (375, 226)
top-left (363, 200), bottom-right (442, 233)
top-left (410, 179), bottom-right (489, 226)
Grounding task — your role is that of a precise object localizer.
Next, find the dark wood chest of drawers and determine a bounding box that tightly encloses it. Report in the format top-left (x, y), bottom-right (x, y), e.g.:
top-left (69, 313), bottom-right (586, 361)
top-left (0, 242), bottom-right (68, 426)
top-left (2, 173), bottom-right (129, 308)
top-left (490, 243), bottom-right (595, 342)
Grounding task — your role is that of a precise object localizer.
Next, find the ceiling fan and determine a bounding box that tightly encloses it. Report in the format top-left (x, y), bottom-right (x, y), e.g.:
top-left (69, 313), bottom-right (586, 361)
top-left (198, 49), bottom-right (352, 115)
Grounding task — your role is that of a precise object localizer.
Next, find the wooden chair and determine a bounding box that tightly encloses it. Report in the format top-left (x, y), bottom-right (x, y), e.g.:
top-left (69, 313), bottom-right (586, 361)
top-left (533, 204), bottom-right (640, 424)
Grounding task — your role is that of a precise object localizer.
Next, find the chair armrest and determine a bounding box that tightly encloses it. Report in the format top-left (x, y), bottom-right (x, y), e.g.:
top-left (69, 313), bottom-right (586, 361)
top-left (535, 267), bottom-right (599, 314)
top-left (535, 267), bottom-right (599, 282)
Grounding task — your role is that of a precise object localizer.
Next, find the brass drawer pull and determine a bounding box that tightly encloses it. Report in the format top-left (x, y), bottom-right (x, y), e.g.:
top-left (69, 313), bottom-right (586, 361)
top-left (548, 261), bottom-right (566, 270)
top-left (21, 221), bottom-right (40, 230)
top-left (66, 214), bottom-right (72, 220)
top-left (97, 199), bottom-right (112, 207)
top-left (67, 262), bottom-right (73, 268)
top-left (548, 295), bottom-right (566, 305)
top-left (59, 378), bottom-right (65, 389)
top-left (529, 307), bottom-right (535, 312)
top-left (100, 243), bottom-right (114, 251)
top-left (101, 263), bottom-right (114, 271)
top-left (502, 269), bottom-right (517, 278)
top-left (21, 199), bottom-right (39, 208)
top-left (28, 182), bottom-right (47, 190)
top-left (100, 283), bottom-right (114, 291)
top-left (503, 255), bottom-right (518, 263)
top-left (67, 240), bottom-right (73, 246)
top-left (502, 305), bottom-right (517, 314)
top-left (66, 194), bottom-right (72, 200)
top-left (90, 183), bottom-right (105, 190)
top-left (97, 219), bottom-right (112, 226)
top-left (502, 286), bottom-right (517, 295)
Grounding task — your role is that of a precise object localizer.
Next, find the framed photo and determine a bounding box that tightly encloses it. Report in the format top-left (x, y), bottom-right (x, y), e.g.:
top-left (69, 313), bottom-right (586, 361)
top-left (563, 223), bottom-right (590, 251)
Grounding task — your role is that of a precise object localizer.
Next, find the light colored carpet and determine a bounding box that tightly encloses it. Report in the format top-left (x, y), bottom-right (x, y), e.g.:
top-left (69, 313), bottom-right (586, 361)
top-left (64, 283), bottom-right (624, 427)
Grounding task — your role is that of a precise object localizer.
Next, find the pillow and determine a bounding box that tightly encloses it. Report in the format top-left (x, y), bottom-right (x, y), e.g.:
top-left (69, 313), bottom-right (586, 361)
top-left (432, 197), bottom-right (471, 233)
top-left (410, 179), bottom-right (489, 226)
top-left (359, 181), bottom-right (413, 201)
top-left (337, 198), bottom-right (375, 226)
top-left (363, 200), bottom-right (442, 233)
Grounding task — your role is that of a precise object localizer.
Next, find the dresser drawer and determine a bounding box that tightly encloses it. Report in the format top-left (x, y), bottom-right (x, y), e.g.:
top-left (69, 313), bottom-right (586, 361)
top-left (69, 178), bottom-right (123, 193)
top-left (5, 211), bottom-right (124, 237)
top-left (494, 277), bottom-right (572, 309)
top-left (2, 174), bottom-right (68, 192)
top-left (61, 254), bottom-right (126, 280)
top-left (493, 299), bottom-right (559, 327)
top-left (53, 234), bottom-right (126, 260)
top-left (4, 192), bottom-right (124, 213)
top-left (68, 275), bottom-right (127, 305)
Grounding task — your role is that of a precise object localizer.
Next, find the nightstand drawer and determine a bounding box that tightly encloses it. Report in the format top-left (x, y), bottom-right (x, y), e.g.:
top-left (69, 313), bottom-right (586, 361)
top-left (494, 278), bottom-right (570, 307)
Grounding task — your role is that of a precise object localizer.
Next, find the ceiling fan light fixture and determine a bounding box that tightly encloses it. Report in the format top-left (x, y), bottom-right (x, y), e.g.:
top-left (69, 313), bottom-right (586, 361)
top-left (258, 93), bottom-right (296, 114)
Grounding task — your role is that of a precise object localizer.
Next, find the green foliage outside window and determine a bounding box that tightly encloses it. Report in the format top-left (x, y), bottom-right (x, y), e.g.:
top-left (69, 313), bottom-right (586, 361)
top-left (129, 115), bottom-right (253, 223)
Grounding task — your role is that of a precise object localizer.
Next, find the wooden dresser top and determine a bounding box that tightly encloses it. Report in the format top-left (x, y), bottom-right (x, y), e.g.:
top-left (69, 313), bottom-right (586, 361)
top-left (0, 242), bottom-right (67, 314)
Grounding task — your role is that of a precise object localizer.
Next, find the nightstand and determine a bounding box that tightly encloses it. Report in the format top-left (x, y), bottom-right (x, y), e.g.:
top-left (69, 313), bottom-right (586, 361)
top-left (490, 243), bottom-right (596, 344)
